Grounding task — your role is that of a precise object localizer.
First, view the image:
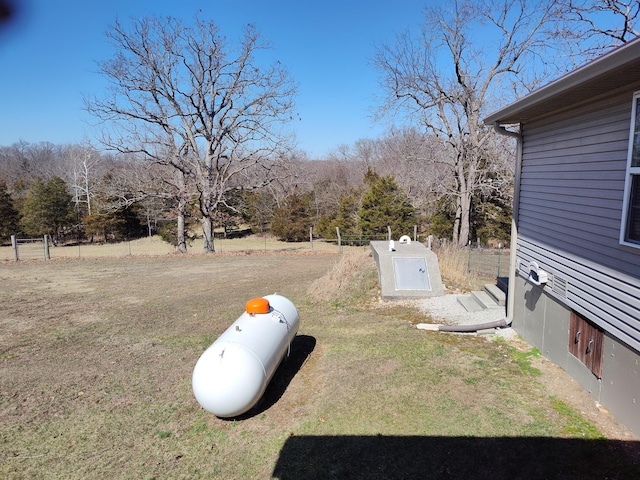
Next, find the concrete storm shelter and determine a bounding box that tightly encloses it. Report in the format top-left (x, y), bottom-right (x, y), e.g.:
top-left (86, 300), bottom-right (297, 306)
top-left (371, 239), bottom-right (444, 301)
top-left (485, 38), bottom-right (640, 434)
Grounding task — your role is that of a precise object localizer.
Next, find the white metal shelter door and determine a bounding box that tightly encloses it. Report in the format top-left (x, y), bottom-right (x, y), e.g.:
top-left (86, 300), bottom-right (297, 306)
top-left (392, 257), bottom-right (431, 291)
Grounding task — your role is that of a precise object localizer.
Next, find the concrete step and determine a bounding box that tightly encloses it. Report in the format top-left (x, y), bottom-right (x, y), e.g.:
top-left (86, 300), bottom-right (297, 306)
top-left (484, 283), bottom-right (506, 306)
top-left (456, 295), bottom-right (484, 312)
top-left (471, 290), bottom-right (503, 310)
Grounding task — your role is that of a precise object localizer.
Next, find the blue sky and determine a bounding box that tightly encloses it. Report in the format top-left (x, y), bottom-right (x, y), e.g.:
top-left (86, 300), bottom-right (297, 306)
top-left (0, 0), bottom-right (432, 158)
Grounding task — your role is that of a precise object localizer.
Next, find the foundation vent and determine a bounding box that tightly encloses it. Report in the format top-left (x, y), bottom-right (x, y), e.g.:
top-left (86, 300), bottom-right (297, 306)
top-left (551, 274), bottom-right (568, 298)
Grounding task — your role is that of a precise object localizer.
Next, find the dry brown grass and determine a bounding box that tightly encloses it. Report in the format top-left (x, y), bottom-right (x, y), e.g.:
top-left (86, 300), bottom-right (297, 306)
top-left (307, 251), bottom-right (379, 306)
top-left (435, 244), bottom-right (490, 292)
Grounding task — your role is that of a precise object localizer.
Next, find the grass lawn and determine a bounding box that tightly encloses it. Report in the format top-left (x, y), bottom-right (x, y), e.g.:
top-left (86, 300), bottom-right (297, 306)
top-left (1, 253), bottom-right (638, 479)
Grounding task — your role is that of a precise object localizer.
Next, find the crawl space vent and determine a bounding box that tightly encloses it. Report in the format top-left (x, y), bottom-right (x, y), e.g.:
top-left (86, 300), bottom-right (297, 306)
top-left (551, 275), bottom-right (568, 298)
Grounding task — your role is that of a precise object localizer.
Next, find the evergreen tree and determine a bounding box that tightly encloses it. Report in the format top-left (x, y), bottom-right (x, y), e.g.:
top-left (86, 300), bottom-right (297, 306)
top-left (83, 211), bottom-right (125, 242)
top-left (473, 191), bottom-right (512, 245)
top-left (427, 197), bottom-right (455, 240)
top-left (83, 204), bottom-right (147, 242)
top-left (358, 171), bottom-right (415, 238)
top-left (271, 191), bottom-right (313, 242)
top-left (0, 179), bottom-right (20, 242)
top-left (20, 177), bottom-right (75, 242)
top-left (316, 187), bottom-right (362, 240)
top-left (242, 190), bottom-right (276, 235)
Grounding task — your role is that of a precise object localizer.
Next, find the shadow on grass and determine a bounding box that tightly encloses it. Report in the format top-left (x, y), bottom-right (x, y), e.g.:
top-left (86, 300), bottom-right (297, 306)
top-left (272, 435), bottom-right (640, 479)
top-left (233, 334), bottom-right (316, 420)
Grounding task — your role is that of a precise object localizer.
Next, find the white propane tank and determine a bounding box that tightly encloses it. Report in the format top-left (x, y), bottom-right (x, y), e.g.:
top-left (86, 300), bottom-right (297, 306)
top-left (192, 294), bottom-right (299, 417)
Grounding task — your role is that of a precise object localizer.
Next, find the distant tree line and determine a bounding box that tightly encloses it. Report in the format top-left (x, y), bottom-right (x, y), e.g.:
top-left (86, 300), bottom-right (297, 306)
top-left (0, 132), bottom-right (511, 248)
top-left (0, 143), bottom-right (150, 245)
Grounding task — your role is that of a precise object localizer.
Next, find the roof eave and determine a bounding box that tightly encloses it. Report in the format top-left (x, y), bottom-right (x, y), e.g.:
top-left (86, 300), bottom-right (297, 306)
top-left (483, 37), bottom-right (640, 126)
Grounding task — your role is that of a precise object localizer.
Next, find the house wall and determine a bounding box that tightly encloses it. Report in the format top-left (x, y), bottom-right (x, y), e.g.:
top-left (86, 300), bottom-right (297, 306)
top-left (513, 86), bottom-right (640, 434)
top-left (511, 272), bottom-right (640, 434)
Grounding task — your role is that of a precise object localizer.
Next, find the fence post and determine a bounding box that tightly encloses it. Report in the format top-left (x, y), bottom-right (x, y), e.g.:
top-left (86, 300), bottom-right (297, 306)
top-left (309, 226), bottom-right (314, 252)
top-left (336, 227), bottom-right (342, 254)
top-left (467, 240), bottom-right (472, 273)
top-left (413, 225), bottom-right (417, 242)
top-left (497, 243), bottom-right (502, 278)
top-left (11, 235), bottom-right (18, 261)
top-left (387, 226), bottom-right (391, 241)
top-left (44, 234), bottom-right (50, 260)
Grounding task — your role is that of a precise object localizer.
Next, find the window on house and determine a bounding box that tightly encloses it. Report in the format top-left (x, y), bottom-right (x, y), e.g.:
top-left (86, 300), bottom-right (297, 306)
top-left (621, 93), bottom-right (640, 246)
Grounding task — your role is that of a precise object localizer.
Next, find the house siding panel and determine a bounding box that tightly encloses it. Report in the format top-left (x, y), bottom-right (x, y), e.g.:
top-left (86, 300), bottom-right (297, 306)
top-left (515, 91), bottom-right (640, 355)
top-left (517, 217), bottom-right (623, 265)
top-left (517, 236), bottom-right (640, 338)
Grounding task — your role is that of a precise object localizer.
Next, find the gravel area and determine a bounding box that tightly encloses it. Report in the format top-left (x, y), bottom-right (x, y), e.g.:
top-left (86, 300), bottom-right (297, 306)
top-left (414, 293), bottom-right (518, 339)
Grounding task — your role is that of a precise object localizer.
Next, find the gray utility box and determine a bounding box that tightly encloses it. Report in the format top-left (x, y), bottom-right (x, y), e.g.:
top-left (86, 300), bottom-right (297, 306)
top-left (370, 240), bottom-right (444, 301)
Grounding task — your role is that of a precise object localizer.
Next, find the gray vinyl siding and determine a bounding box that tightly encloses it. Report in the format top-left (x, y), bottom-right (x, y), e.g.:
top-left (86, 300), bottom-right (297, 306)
top-left (516, 90), bottom-right (640, 353)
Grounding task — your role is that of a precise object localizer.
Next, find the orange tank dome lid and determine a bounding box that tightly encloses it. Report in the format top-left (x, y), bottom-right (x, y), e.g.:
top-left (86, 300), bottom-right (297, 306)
top-left (245, 297), bottom-right (271, 314)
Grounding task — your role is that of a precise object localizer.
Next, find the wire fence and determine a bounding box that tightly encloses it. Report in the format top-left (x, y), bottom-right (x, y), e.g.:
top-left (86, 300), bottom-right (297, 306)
top-left (430, 241), bottom-right (510, 283)
top-left (466, 246), bottom-right (510, 279)
top-left (337, 234), bottom-right (389, 253)
top-left (1, 234), bottom-right (510, 281)
top-left (0, 234), bottom-right (355, 261)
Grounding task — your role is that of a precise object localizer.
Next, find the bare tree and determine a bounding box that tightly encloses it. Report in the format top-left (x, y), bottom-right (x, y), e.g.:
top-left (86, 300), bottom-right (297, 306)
top-left (374, 0), bottom-right (558, 246)
top-left (373, 128), bottom-right (444, 218)
top-left (0, 141), bottom-right (36, 192)
top-left (58, 143), bottom-right (104, 217)
top-left (555, 0), bottom-right (640, 61)
top-left (253, 151), bottom-right (311, 209)
top-left (87, 15), bottom-right (297, 252)
top-left (92, 155), bottom-right (193, 252)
